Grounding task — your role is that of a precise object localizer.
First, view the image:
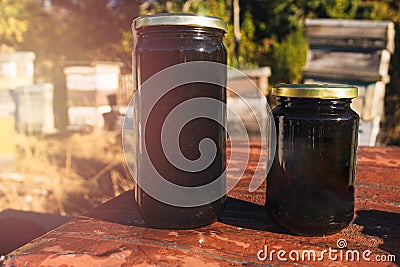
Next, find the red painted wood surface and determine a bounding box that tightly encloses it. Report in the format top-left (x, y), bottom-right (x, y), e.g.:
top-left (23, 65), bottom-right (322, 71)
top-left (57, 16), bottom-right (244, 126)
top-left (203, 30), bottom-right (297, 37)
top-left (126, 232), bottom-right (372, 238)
top-left (3, 143), bottom-right (400, 266)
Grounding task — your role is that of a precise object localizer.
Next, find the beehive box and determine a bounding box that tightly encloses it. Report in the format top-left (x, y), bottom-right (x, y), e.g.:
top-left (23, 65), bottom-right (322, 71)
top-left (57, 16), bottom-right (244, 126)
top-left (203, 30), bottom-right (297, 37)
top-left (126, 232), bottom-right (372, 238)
top-left (14, 84), bottom-right (55, 134)
top-left (67, 106), bottom-right (111, 129)
top-left (303, 19), bottom-right (395, 146)
top-left (64, 62), bottom-right (122, 107)
top-left (0, 52), bottom-right (35, 117)
top-left (0, 52), bottom-right (35, 91)
top-left (64, 62), bottom-right (122, 129)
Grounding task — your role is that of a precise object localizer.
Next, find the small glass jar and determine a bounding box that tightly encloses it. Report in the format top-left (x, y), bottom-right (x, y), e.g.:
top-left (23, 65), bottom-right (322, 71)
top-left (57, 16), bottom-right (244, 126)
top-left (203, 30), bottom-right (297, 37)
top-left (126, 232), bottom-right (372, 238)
top-left (131, 14), bottom-right (227, 229)
top-left (267, 84), bottom-right (359, 236)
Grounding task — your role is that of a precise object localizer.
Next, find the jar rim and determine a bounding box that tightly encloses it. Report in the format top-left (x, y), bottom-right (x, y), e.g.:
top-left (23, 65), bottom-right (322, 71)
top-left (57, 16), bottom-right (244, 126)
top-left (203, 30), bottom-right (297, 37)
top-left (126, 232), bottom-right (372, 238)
top-left (272, 84), bottom-right (358, 99)
top-left (133, 13), bottom-right (228, 32)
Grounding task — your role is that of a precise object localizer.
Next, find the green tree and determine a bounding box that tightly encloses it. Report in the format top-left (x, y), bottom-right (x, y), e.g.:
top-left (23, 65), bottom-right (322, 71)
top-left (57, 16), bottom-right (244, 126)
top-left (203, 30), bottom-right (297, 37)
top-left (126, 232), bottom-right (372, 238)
top-left (323, 0), bottom-right (359, 19)
top-left (18, 0), bottom-right (139, 128)
top-left (246, 0), bottom-right (322, 42)
top-left (20, 0), bottom-right (136, 62)
top-left (14, 0), bottom-right (400, 86)
top-left (235, 10), bottom-right (258, 68)
top-left (356, 0), bottom-right (400, 22)
top-left (133, 0), bottom-right (267, 69)
top-left (240, 0), bottom-right (322, 82)
top-left (272, 28), bottom-right (308, 83)
top-left (0, 0), bottom-right (30, 45)
top-left (111, 0), bottom-right (140, 66)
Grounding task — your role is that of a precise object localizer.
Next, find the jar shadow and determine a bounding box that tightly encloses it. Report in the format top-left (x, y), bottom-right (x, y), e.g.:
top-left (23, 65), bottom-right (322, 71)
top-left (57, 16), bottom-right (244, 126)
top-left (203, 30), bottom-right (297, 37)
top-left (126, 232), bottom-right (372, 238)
top-left (354, 209), bottom-right (400, 261)
top-left (87, 191), bottom-right (290, 234)
top-left (219, 197), bottom-right (290, 234)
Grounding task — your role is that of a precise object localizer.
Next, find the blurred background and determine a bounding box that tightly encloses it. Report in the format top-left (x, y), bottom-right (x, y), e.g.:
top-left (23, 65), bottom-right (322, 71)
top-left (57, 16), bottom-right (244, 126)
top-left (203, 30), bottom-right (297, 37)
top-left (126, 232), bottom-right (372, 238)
top-left (0, 0), bottom-right (399, 254)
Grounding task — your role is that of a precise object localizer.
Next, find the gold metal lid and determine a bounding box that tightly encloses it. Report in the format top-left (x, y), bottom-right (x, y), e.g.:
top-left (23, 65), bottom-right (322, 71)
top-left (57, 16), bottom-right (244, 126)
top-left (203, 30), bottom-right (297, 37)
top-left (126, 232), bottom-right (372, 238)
top-left (134, 13), bottom-right (228, 32)
top-left (272, 84), bottom-right (358, 99)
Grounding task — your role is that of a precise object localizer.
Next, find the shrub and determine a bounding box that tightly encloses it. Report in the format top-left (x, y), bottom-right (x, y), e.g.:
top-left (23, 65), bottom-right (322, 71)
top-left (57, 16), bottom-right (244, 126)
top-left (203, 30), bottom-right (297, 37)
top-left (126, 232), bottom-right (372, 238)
top-left (272, 27), bottom-right (308, 83)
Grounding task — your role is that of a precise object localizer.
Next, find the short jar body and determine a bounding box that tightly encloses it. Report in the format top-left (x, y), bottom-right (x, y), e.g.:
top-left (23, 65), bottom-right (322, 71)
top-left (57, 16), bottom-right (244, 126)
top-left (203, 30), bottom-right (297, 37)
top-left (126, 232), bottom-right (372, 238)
top-left (132, 23), bottom-right (227, 229)
top-left (267, 97), bottom-right (359, 236)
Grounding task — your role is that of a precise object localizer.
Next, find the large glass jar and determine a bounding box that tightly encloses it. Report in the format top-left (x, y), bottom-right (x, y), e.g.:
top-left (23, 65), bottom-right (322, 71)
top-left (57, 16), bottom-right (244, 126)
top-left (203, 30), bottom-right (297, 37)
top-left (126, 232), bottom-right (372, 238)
top-left (131, 14), bottom-right (227, 229)
top-left (267, 84), bottom-right (359, 236)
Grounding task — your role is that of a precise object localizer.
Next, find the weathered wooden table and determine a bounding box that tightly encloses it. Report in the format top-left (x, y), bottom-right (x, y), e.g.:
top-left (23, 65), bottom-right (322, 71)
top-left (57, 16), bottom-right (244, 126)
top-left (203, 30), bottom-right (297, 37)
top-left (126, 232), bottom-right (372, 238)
top-left (3, 142), bottom-right (400, 266)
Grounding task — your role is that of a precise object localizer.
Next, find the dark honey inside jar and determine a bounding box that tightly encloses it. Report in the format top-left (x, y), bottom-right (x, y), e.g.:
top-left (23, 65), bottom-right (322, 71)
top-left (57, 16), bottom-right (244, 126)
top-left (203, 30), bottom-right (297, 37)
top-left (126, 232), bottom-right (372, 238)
top-left (132, 14), bottom-right (227, 229)
top-left (267, 84), bottom-right (359, 236)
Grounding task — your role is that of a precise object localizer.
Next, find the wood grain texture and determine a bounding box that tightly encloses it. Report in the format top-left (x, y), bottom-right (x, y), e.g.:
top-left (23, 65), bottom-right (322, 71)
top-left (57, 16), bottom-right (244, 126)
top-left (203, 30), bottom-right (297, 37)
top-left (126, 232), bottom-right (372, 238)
top-left (303, 50), bottom-right (389, 83)
top-left (304, 19), bottom-right (395, 52)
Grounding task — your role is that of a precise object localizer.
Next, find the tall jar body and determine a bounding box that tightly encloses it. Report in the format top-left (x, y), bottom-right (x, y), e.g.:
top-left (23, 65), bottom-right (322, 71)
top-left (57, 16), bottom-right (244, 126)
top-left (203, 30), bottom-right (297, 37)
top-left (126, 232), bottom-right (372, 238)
top-left (132, 19), bottom-right (227, 229)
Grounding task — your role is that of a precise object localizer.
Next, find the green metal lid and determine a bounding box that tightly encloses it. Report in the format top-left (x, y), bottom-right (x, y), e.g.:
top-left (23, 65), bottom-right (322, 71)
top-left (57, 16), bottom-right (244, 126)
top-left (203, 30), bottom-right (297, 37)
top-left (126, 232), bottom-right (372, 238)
top-left (272, 84), bottom-right (358, 99)
top-left (133, 13), bottom-right (228, 32)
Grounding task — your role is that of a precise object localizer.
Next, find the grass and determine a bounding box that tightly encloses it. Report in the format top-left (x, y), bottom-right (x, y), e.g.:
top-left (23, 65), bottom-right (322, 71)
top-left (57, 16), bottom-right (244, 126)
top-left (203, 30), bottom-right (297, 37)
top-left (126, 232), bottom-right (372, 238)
top-left (0, 131), bottom-right (133, 216)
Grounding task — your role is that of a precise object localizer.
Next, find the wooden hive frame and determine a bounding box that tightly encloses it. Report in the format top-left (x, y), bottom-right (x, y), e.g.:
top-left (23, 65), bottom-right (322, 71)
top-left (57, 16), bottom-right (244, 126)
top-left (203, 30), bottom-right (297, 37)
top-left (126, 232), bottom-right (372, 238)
top-left (303, 19), bottom-right (395, 146)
